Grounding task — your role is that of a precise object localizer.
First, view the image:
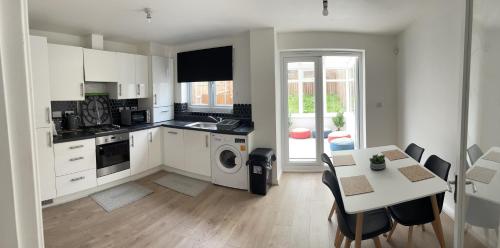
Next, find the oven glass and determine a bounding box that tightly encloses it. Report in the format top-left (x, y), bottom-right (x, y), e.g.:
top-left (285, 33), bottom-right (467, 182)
top-left (96, 140), bottom-right (130, 170)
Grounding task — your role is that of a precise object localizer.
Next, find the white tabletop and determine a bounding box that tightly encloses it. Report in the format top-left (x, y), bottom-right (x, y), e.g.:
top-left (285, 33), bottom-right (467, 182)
top-left (466, 147), bottom-right (500, 205)
top-left (332, 145), bottom-right (449, 214)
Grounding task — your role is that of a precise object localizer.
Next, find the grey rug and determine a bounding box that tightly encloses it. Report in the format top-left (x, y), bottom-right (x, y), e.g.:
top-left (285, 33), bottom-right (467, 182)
top-left (91, 182), bottom-right (153, 212)
top-left (153, 173), bottom-right (209, 197)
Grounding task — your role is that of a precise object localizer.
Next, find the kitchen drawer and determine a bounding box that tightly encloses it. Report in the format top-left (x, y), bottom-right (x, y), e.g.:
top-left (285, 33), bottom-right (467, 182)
top-left (54, 139), bottom-right (95, 157)
top-left (152, 106), bottom-right (173, 122)
top-left (56, 169), bottom-right (97, 197)
top-left (55, 147), bottom-right (96, 176)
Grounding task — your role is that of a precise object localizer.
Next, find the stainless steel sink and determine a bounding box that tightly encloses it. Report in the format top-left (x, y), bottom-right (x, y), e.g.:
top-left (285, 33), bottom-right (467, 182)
top-left (185, 122), bottom-right (218, 130)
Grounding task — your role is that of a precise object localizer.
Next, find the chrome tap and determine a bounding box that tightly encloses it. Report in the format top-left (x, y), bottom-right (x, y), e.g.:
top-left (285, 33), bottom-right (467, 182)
top-left (208, 115), bottom-right (222, 123)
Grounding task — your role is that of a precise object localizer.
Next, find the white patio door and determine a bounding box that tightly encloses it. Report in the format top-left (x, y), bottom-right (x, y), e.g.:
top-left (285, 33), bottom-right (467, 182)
top-left (281, 51), bottom-right (363, 169)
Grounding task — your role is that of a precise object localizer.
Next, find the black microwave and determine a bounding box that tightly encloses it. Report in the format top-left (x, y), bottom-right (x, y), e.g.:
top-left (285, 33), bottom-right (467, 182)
top-left (120, 109), bottom-right (150, 126)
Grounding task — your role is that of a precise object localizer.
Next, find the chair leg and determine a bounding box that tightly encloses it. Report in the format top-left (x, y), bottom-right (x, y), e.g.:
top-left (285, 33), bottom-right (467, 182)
top-left (421, 224), bottom-right (425, 232)
top-left (328, 202), bottom-right (336, 221)
top-left (336, 233), bottom-right (345, 248)
top-left (372, 237), bottom-right (382, 248)
top-left (334, 228), bottom-right (341, 247)
top-left (407, 226), bottom-right (413, 248)
top-left (343, 239), bottom-right (352, 248)
top-left (387, 222), bottom-right (398, 241)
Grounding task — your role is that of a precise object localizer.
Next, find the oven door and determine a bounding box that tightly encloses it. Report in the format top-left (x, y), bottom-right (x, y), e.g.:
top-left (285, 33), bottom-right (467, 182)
top-left (96, 140), bottom-right (130, 177)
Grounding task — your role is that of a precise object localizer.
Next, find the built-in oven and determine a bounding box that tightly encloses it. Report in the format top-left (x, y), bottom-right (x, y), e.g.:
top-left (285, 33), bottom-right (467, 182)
top-left (96, 133), bottom-right (130, 178)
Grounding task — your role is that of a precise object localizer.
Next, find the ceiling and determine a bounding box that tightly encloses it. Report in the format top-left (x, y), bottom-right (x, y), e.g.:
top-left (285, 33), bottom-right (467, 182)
top-left (28, 0), bottom-right (431, 45)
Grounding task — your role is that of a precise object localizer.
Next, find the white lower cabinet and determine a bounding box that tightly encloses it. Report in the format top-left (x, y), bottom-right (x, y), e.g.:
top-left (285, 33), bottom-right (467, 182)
top-left (162, 127), bottom-right (185, 170)
top-left (130, 129), bottom-right (150, 175)
top-left (56, 169), bottom-right (97, 197)
top-left (36, 128), bottom-right (56, 201)
top-left (183, 130), bottom-right (211, 177)
top-left (148, 128), bottom-right (162, 168)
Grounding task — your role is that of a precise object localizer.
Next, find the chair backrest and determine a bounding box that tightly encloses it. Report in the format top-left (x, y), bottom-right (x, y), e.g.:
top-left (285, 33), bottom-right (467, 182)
top-left (321, 153), bottom-right (336, 175)
top-left (467, 144), bottom-right (483, 166)
top-left (405, 143), bottom-right (425, 163)
top-left (424, 155), bottom-right (451, 211)
top-left (322, 170), bottom-right (353, 238)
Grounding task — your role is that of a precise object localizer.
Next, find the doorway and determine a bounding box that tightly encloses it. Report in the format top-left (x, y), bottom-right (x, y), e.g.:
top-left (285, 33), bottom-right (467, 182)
top-left (281, 51), bottom-right (365, 170)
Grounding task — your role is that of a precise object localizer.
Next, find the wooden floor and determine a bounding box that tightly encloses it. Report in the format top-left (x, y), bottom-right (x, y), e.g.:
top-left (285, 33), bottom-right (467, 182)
top-left (43, 172), bottom-right (485, 248)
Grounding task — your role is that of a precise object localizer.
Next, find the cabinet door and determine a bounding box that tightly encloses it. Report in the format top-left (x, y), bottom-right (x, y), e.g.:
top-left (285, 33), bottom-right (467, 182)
top-left (130, 130), bottom-right (149, 175)
top-left (135, 55), bottom-right (149, 98)
top-left (148, 128), bottom-right (162, 168)
top-left (116, 52), bottom-right (136, 99)
top-left (162, 127), bottom-right (184, 169)
top-left (48, 44), bottom-right (84, 101)
top-left (151, 57), bottom-right (174, 107)
top-left (30, 36), bottom-right (52, 128)
top-left (36, 128), bottom-right (56, 201)
top-left (183, 130), bottom-right (211, 177)
top-left (83, 49), bottom-right (118, 82)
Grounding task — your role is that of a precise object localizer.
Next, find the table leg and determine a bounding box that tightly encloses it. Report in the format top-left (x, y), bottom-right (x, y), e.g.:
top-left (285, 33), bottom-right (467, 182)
top-left (355, 213), bottom-right (364, 248)
top-left (430, 195), bottom-right (446, 248)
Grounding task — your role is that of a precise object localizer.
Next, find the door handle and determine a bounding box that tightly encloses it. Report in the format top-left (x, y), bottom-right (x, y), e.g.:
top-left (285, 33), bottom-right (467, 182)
top-left (46, 107), bottom-right (51, 124)
top-left (137, 84), bottom-right (140, 96)
top-left (168, 131), bottom-right (177, 135)
top-left (69, 145), bottom-right (84, 149)
top-left (47, 131), bottom-right (52, 147)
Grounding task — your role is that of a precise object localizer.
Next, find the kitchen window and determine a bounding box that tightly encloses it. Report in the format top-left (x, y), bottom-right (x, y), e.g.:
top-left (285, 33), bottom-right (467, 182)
top-left (189, 81), bottom-right (233, 111)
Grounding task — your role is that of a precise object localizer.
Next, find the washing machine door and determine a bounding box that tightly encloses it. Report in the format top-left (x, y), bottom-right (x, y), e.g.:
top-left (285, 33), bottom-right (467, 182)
top-left (215, 145), bottom-right (242, 174)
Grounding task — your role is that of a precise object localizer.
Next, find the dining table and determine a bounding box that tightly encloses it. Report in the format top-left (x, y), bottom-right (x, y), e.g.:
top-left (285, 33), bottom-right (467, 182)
top-left (332, 145), bottom-right (449, 248)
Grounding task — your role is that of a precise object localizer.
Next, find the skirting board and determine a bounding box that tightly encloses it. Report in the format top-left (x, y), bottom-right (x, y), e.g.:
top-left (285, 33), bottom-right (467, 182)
top-left (160, 165), bottom-right (212, 182)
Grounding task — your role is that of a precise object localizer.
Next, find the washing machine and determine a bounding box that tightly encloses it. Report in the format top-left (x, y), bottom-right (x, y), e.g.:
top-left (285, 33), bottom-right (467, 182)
top-left (211, 133), bottom-right (249, 190)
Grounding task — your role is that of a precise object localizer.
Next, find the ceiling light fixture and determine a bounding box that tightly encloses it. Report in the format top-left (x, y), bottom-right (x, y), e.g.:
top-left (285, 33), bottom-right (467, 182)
top-left (322, 0), bottom-right (329, 16)
top-left (144, 8), bottom-right (152, 23)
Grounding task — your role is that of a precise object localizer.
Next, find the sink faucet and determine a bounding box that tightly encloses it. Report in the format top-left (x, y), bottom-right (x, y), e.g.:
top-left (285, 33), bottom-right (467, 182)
top-left (208, 115), bottom-right (222, 123)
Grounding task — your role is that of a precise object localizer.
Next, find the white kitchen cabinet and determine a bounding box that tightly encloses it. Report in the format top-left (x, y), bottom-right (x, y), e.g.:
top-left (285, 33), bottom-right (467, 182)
top-left (148, 127), bottom-right (162, 168)
top-left (135, 55), bottom-right (149, 98)
top-left (83, 48), bottom-right (118, 82)
top-left (162, 127), bottom-right (185, 170)
top-left (36, 128), bottom-right (56, 201)
top-left (130, 129), bottom-right (149, 175)
top-left (54, 139), bottom-right (96, 177)
top-left (56, 169), bottom-right (97, 197)
top-left (109, 52), bottom-right (136, 99)
top-left (183, 130), bottom-right (211, 177)
top-left (30, 36), bottom-right (52, 128)
top-left (48, 44), bottom-right (84, 101)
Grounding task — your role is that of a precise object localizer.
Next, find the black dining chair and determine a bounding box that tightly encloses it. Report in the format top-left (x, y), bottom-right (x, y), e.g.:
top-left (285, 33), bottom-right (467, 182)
top-left (467, 144), bottom-right (483, 166)
top-left (386, 155), bottom-right (451, 247)
top-left (405, 143), bottom-right (425, 163)
top-left (321, 153), bottom-right (337, 220)
top-left (322, 170), bottom-right (391, 248)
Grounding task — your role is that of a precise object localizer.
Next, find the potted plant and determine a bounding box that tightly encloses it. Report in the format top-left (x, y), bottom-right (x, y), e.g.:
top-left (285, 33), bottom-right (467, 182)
top-left (332, 112), bottom-right (345, 131)
top-left (370, 154), bottom-right (386, 171)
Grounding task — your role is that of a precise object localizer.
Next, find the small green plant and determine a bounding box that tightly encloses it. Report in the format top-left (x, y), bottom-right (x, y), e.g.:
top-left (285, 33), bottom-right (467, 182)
top-left (370, 154), bottom-right (385, 164)
top-left (332, 112), bottom-right (345, 131)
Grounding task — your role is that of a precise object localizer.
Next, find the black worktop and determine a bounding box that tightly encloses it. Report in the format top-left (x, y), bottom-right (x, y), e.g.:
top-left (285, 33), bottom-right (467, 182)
top-left (52, 121), bottom-right (254, 144)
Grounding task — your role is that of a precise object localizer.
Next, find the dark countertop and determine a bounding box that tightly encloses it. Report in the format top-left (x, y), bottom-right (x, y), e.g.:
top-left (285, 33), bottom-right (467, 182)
top-left (53, 121), bottom-right (254, 144)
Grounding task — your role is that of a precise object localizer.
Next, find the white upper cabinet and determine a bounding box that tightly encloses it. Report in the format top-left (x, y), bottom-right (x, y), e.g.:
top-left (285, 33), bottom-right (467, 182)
top-left (110, 52), bottom-right (136, 99)
top-left (135, 55), bottom-right (149, 98)
top-left (48, 44), bottom-right (84, 101)
top-left (83, 48), bottom-right (118, 82)
top-left (30, 36), bottom-right (52, 128)
top-left (152, 56), bottom-right (174, 107)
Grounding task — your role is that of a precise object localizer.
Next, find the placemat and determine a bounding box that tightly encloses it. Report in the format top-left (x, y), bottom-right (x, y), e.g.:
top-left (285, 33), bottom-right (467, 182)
top-left (483, 151), bottom-right (500, 163)
top-left (382, 149), bottom-right (408, 161)
top-left (467, 166), bottom-right (496, 184)
top-left (398, 165), bottom-right (435, 182)
top-left (332, 154), bottom-right (356, 166)
top-left (339, 175), bottom-right (374, 196)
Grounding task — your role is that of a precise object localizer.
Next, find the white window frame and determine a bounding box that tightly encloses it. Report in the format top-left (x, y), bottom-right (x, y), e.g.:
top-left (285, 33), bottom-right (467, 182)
top-left (188, 81), bottom-right (233, 113)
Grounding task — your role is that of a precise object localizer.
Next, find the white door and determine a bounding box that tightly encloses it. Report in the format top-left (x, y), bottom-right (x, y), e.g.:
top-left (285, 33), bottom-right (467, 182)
top-left (148, 128), bottom-right (162, 168)
top-left (130, 130), bottom-right (149, 175)
top-left (135, 55), bottom-right (149, 98)
top-left (36, 127), bottom-right (56, 201)
top-left (163, 127), bottom-right (184, 169)
top-left (183, 130), bottom-right (211, 177)
top-left (48, 44), bottom-right (84, 101)
top-left (83, 49), bottom-right (118, 82)
top-left (30, 36), bottom-right (52, 128)
top-left (115, 52), bottom-right (136, 99)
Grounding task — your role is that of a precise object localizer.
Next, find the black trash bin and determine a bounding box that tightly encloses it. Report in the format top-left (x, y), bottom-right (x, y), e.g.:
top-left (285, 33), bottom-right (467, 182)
top-left (247, 148), bottom-right (276, 195)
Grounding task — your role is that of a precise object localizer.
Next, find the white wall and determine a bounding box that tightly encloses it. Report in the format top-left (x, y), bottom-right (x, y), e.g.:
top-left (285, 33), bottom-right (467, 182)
top-left (396, 0), bottom-right (465, 224)
top-left (278, 31), bottom-right (398, 147)
top-left (172, 32), bottom-right (251, 104)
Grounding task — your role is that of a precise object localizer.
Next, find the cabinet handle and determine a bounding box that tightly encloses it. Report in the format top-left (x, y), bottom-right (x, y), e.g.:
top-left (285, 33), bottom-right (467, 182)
top-left (154, 94), bottom-right (157, 105)
top-left (161, 110), bottom-right (169, 113)
top-left (131, 135), bottom-right (134, 147)
top-left (149, 132), bottom-right (153, 142)
top-left (47, 131), bottom-right (52, 147)
top-left (168, 131), bottom-right (177, 135)
top-left (205, 135), bottom-right (208, 148)
top-left (69, 156), bottom-right (84, 162)
top-left (80, 83), bottom-right (84, 96)
top-left (119, 84), bottom-right (122, 96)
top-left (137, 84), bottom-right (140, 96)
top-left (46, 107), bottom-right (51, 124)
top-left (69, 145), bottom-right (84, 149)
top-left (70, 176), bottom-right (85, 182)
